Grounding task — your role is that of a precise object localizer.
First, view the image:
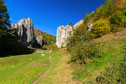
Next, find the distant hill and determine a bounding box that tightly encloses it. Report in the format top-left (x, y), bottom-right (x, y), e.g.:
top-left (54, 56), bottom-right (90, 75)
top-left (33, 29), bottom-right (56, 45)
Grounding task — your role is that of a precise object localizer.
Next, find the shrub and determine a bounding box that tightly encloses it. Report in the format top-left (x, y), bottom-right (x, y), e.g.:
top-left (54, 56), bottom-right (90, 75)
top-left (110, 11), bottom-right (126, 32)
top-left (67, 24), bottom-right (101, 64)
top-left (110, 11), bottom-right (122, 25)
top-left (69, 41), bottom-right (102, 64)
top-left (42, 44), bottom-right (58, 51)
top-left (91, 19), bottom-right (111, 37)
top-left (122, 10), bottom-right (126, 27)
top-left (67, 24), bottom-right (94, 52)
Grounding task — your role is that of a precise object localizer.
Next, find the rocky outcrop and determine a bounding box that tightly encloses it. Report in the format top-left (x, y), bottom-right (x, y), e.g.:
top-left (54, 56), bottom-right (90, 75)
top-left (9, 18), bottom-right (43, 47)
top-left (73, 20), bottom-right (84, 29)
top-left (56, 25), bottom-right (73, 48)
top-left (34, 30), bottom-right (43, 47)
top-left (56, 20), bottom-right (84, 48)
top-left (87, 23), bottom-right (93, 32)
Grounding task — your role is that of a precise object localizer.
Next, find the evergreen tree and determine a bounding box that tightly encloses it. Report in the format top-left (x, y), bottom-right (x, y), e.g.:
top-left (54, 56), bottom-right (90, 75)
top-left (0, 0), bottom-right (10, 29)
top-left (0, 0), bottom-right (31, 56)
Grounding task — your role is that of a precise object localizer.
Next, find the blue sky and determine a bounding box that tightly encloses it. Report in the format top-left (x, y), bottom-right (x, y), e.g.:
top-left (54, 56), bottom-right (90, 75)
top-left (5, 0), bottom-right (105, 36)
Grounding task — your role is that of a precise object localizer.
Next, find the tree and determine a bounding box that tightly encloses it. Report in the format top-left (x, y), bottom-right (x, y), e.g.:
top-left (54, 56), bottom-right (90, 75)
top-left (110, 11), bottom-right (122, 25)
top-left (0, 0), bottom-right (32, 56)
top-left (91, 19), bottom-right (111, 37)
top-left (69, 22), bottom-right (73, 27)
top-left (0, 0), bottom-right (10, 29)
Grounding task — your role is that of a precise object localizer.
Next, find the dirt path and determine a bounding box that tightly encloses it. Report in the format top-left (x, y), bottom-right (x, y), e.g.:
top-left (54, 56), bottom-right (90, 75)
top-left (32, 56), bottom-right (53, 84)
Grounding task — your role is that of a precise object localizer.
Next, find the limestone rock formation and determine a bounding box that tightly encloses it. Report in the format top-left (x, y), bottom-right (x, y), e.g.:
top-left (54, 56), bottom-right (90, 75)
top-left (56, 20), bottom-right (84, 48)
top-left (73, 20), bottom-right (84, 29)
top-left (9, 18), bottom-right (42, 47)
top-left (9, 18), bottom-right (34, 46)
top-left (56, 25), bottom-right (73, 48)
top-left (87, 23), bottom-right (93, 32)
top-left (34, 30), bottom-right (43, 47)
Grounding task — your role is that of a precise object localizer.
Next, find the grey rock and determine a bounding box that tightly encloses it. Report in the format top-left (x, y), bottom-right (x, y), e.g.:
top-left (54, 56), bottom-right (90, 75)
top-left (34, 30), bottom-right (43, 47)
top-left (41, 54), bottom-right (45, 57)
top-left (56, 20), bottom-right (84, 48)
top-left (36, 36), bottom-right (43, 46)
top-left (56, 25), bottom-right (73, 48)
top-left (87, 23), bottom-right (93, 32)
top-left (73, 20), bottom-right (84, 29)
top-left (9, 18), bottom-right (34, 46)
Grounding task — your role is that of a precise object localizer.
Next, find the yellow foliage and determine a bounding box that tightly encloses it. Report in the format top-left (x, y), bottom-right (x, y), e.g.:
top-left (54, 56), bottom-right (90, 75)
top-left (91, 19), bottom-right (111, 37)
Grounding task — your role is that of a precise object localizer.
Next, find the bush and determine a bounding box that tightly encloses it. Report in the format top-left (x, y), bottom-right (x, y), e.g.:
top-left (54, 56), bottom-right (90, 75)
top-left (42, 44), bottom-right (58, 51)
top-left (67, 24), bottom-right (98, 64)
top-left (110, 11), bottom-right (123, 25)
top-left (69, 41), bottom-right (102, 64)
top-left (67, 24), bottom-right (94, 52)
top-left (122, 10), bottom-right (126, 27)
top-left (91, 19), bottom-right (111, 37)
top-left (110, 11), bottom-right (126, 32)
top-left (67, 24), bottom-right (101, 64)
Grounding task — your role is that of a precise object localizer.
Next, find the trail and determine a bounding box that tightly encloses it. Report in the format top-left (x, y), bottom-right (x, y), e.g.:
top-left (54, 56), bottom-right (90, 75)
top-left (32, 56), bottom-right (53, 84)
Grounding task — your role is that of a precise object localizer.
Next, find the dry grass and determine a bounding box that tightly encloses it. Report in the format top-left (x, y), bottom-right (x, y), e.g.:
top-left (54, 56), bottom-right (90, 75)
top-left (95, 28), bottom-right (126, 43)
top-left (37, 51), bottom-right (81, 84)
top-left (37, 29), bottom-right (126, 84)
top-left (49, 54), bottom-right (80, 84)
top-left (68, 29), bottom-right (126, 83)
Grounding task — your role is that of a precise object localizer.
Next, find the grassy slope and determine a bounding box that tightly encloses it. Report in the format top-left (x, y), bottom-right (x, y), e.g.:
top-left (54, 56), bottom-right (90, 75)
top-left (37, 49), bottom-right (79, 84)
top-left (0, 52), bottom-right (51, 84)
top-left (73, 29), bottom-right (126, 83)
top-left (0, 47), bottom-right (76, 84)
top-left (0, 50), bottom-right (72, 84)
top-left (0, 29), bottom-right (125, 84)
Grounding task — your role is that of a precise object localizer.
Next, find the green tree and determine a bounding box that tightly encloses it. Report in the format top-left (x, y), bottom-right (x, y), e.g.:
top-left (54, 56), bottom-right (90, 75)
top-left (0, 0), bottom-right (32, 56)
top-left (110, 11), bottom-right (122, 25)
top-left (84, 13), bottom-right (90, 23)
top-left (69, 22), bottom-right (73, 27)
top-left (0, 0), bottom-right (10, 29)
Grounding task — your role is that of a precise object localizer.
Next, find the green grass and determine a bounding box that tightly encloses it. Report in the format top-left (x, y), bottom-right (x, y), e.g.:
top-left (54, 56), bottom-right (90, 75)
top-left (0, 37), bottom-right (125, 84)
top-left (72, 40), bottom-right (126, 83)
top-left (0, 52), bottom-right (51, 84)
top-left (37, 51), bottom-right (65, 84)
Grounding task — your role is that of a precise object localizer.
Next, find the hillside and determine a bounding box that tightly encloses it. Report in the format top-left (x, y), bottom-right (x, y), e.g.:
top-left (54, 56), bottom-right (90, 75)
top-left (0, 0), bottom-right (126, 84)
top-left (71, 29), bottom-right (126, 83)
top-left (66, 0), bottom-right (126, 83)
top-left (0, 29), bottom-right (125, 84)
top-left (33, 29), bottom-right (56, 45)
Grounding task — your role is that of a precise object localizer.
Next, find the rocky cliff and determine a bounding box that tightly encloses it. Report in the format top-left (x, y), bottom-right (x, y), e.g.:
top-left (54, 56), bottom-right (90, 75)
top-left (73, 20), bottom-right (84, 29)
top-left (56, 20), bottom-right (84, 48)
top-left (9, 18), bottom-right (43, 47)
top-left (56, 25), bottom-right (73, 48)
top-left (87, 23), bottom-right (93, 32)
top-left (34, 30), bottom-right (43, 47)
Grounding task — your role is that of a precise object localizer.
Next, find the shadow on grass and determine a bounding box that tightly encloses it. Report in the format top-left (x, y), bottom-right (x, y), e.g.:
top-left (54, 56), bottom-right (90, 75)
top-left (0, 46), bottom-right (36, 57)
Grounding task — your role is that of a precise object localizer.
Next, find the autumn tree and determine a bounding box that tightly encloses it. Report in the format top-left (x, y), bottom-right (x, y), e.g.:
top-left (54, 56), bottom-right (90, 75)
top-left (91, 19), bottom-right (111, 37)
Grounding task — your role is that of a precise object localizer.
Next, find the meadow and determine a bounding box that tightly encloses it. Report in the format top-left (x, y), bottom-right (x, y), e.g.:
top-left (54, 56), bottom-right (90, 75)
top-left (0, 52), bottom-right (51, 84)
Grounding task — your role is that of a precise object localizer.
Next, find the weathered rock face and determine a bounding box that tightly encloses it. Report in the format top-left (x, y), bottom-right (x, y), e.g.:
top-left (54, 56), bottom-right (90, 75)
top-left (73, 20), bottom-right (84, 29)
top-left (56, 20), bottom-right (84, 48)
top-left (34, 30), bottom-right (43, 47)
top-left (9, 18), bottom-right (42, 47)
top-left (56, 25), bottom-right (73, 48)
top-left (87, 23), bottom-right (93, 32)
top-left (9, 18), bottom-right (34, 46)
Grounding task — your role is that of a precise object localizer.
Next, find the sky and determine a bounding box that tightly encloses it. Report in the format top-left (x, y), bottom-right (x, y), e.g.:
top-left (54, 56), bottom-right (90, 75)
top-left (5, 0), bottom-right (105, 36)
